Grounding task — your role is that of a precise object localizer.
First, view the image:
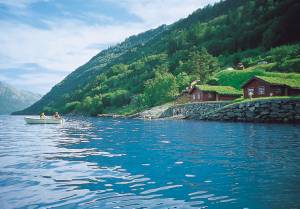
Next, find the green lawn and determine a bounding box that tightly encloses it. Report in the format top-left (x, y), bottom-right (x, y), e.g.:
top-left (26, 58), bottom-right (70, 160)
top-left (212, 65), bottom-right (300, 89)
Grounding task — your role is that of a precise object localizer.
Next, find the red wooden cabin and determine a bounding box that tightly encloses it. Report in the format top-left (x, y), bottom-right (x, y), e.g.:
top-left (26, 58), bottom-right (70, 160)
top-left (242, 76), bottom-right (300, 98)
top-left (189, 85), bottom-right (242, 102)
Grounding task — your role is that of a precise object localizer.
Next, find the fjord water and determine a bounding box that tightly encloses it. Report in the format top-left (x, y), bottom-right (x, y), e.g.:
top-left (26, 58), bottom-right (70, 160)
top-left (0, 116), bottom-right (300, 209)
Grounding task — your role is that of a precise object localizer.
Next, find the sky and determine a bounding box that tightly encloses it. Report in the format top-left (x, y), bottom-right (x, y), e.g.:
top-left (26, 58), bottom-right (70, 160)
top-left (0, 0), bottom-right (219, 94)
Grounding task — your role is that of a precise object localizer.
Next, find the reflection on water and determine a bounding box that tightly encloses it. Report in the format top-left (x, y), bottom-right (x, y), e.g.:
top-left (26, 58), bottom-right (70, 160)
top-left (0, 116), bottom-right (300, 209)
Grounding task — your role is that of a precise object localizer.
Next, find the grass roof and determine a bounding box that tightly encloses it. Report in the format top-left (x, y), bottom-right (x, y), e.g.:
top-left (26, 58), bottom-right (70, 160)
top-left (256, 76), bottom-right (300, 88)
top-left (195, 85), bottom-right (243, 96)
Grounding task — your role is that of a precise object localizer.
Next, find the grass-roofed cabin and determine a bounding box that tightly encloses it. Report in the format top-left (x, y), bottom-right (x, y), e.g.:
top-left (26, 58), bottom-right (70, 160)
top-left (189, 85), bottom-right (242, 102)
top-left (242, 76), bottom-right (300, 99)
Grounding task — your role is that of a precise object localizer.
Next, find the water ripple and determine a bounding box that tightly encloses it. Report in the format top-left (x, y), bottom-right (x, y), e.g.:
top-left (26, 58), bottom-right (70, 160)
top-left (0, 116), bottom-right (300, 208)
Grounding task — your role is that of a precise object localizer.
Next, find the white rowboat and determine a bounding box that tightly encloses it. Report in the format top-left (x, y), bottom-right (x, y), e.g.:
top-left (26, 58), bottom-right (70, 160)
top-left (24, 117), bottom-right (64, 124)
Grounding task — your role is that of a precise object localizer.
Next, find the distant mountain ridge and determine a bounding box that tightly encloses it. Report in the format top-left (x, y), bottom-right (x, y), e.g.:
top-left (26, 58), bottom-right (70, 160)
top-left (0, 81), bottom-right (41, 114)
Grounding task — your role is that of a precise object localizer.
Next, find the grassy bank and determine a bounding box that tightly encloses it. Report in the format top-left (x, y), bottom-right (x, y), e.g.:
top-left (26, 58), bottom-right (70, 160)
top-left (226, 96), bottom-right (300, 107)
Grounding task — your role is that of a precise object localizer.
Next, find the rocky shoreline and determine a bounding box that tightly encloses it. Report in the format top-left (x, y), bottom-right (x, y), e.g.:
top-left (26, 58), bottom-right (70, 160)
top-left (97, 98), bottom-right (300, 124)
top-left (198, 98), bottom-right (300, 123)
top-left (160, 101), bottom-right (231, 119)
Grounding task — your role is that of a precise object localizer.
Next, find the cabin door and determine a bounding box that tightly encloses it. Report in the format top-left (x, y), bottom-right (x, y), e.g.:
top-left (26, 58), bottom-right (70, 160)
top-left (247, 88), bottom-right (254, 97)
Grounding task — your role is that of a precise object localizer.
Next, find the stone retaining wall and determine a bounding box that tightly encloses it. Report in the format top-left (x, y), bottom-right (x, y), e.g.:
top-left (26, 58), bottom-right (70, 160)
top-left (160, 101), bottom-right (230, 118)
top-left (198, 98), bottom-right (300, 123)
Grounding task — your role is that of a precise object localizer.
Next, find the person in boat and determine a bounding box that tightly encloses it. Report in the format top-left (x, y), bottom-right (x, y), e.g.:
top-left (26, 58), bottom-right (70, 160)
top-left (53, 112), bottom-right (61, 119)
top-left (40, 112), bottom-right (46, 119)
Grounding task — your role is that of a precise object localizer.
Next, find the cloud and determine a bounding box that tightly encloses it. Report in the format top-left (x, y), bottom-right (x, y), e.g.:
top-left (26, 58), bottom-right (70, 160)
top-left (0, 0), bottom-right (39, 8)
top-left (0, 63), bottom-right (66, 94)
top-left (0, 19), bottom-right (148, 71)
top-left (0, 72), bottom-right (63, 94)
top-left (114, 0), bottom-right (219, 27)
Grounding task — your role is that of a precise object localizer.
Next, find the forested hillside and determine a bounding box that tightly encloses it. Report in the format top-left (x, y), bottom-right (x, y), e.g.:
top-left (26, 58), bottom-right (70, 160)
top-left (15, 0), bottom-right (300, 115)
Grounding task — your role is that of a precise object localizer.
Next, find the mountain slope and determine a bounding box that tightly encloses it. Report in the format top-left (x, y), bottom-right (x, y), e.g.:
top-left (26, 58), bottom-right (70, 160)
top-left (0, 81), bottom-right (41, 114)
top-left (16, 0), bottom-right (300, 115)
top-left (14, 25), bottom-right (169, 115)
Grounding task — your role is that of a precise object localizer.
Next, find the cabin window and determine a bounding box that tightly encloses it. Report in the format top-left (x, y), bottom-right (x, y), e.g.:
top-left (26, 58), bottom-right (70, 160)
top-left (192, 94), bottom-right (196, 100)
top-left (247, 88), bottom-right (254, 95)
top-left (274, 88), bottom-right (282, 95)
top-left (208, 93), bottom-right (213, 99)
top-left (197, 93), bottom-right (201, 100)
top-left (258, 86), bottom-right (265, 95)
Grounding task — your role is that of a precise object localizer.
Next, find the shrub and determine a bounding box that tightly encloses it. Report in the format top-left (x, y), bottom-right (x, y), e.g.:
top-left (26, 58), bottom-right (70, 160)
top-left (102, 90), bottom-right (131, 108)
top-left (269, 44), bottom-right (300, 63)
top-left (176, 72), bottom-right (192, 91)
top-left (64, 101), bottom-right (80, 113)
top-left (206, 77), bottom-right (219, 85)
top-left (143, 71), bottom-right (179, 107)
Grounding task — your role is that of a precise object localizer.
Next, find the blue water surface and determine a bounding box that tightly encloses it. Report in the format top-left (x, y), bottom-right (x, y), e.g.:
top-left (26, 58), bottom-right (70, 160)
top-left (0, 115), bottom-right (300, 209)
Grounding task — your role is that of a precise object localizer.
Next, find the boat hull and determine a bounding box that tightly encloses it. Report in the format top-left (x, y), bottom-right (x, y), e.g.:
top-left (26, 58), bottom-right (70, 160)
top-left (24, 117), bottom-right (63, 124)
